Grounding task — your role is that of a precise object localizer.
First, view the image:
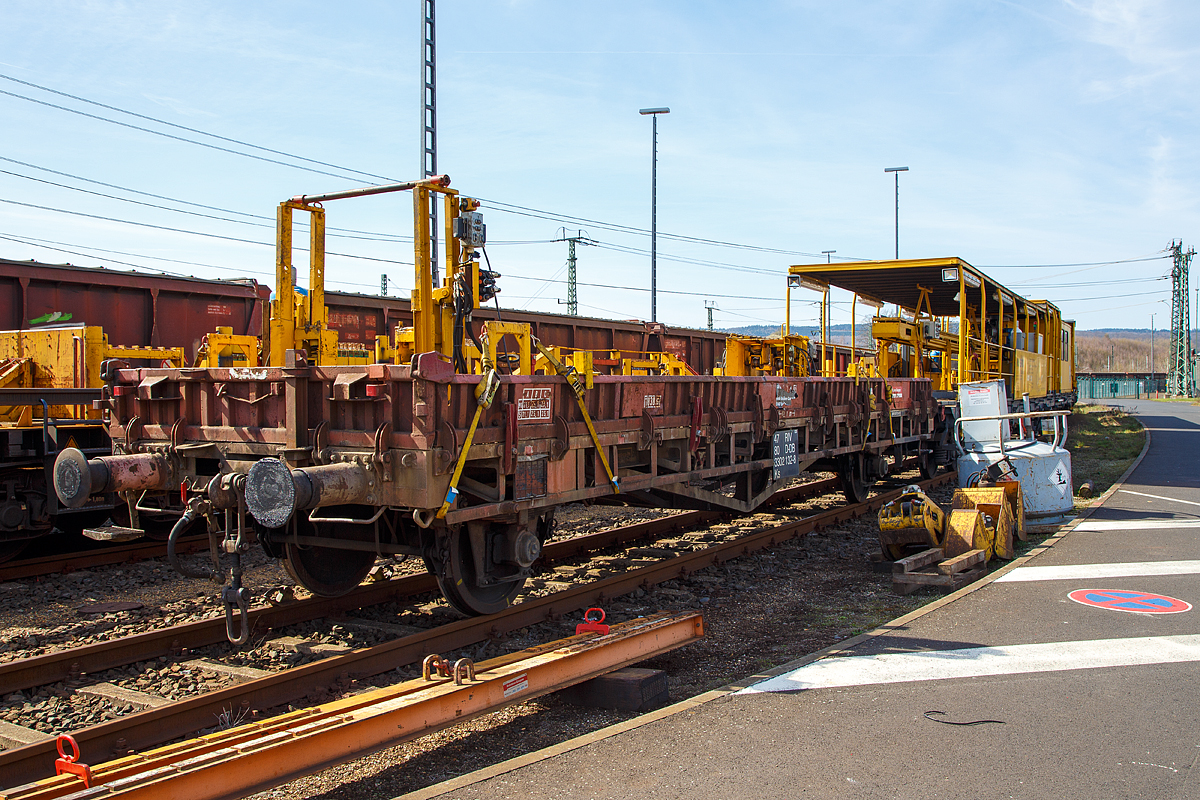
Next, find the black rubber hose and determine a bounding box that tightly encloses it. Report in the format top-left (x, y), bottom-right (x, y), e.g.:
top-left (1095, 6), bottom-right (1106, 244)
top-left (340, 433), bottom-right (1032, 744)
top-left (167, 509), bottom-right (217, 580)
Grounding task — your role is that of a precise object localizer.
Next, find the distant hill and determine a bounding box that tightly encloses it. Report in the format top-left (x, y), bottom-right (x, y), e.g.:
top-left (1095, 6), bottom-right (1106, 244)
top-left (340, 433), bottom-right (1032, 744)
top-left (1075, 328), bottom-right (1198, 373)
top-left (721, 323), bottom-right (869, 343)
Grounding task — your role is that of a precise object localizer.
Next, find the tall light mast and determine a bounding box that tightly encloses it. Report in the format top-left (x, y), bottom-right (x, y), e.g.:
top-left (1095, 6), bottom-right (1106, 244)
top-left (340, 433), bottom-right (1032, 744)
top-left (421, 0), bottom-right (439, 285)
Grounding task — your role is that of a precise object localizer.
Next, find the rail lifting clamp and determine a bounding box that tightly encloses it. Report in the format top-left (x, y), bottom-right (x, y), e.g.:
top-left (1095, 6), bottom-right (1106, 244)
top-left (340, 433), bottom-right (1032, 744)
top-left (878, 478), bottom-right (1024, 595)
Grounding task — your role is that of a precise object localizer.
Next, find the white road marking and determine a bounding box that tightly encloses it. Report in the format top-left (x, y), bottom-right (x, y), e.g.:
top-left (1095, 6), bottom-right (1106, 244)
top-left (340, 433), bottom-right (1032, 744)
top-left (1139, 428), bottom-right (1200, 433)
top-left (1072, 519), bottom-right (1200, 531)
top-left (739, 634), bottom-right (1200, 694)
top-left (1119, 489), bottom-right (1200, 507)
top-left (996, 560), bottom-right (1200, 582)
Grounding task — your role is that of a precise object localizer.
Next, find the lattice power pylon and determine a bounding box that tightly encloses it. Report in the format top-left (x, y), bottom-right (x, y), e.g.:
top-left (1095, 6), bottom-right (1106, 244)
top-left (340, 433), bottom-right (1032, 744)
top-left (421, 0), bottom-right (439, 285)
top-left (1167, 240), bottom-right (1195, 397)
top-left (554, 229), bottom-right (594, 316)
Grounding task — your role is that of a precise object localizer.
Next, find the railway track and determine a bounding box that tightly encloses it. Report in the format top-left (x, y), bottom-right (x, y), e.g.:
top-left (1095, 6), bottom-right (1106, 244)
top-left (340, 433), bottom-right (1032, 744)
top-left (0, 471), bottom-right (953, 788)
top-left (0, 476), bottom-right (844, 694)
top-left (0, 537), bottom-right (210, 584)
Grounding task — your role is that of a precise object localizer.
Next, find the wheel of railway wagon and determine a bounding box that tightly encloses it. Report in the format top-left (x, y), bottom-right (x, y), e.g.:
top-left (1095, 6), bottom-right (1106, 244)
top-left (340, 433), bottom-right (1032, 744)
top-left (918, 448), bottom-right (938, 480)
top-left (139, 513), bottom-right (183, 542)
top-left (282, 519), bottom-right (376, 598)
top-left (436, 524), bottom-right (526, 617)
top-left (840, 453), bottom-right (873, 505)
top-left (0, 540), bottom-right (27, 564)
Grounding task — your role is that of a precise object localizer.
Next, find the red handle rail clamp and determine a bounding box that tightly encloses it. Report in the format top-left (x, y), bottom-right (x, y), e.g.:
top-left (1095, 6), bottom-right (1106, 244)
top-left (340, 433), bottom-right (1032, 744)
top-left (576, 607), bottom-right (610, 635)
top-left (55, 734), bottom-right (93, 788)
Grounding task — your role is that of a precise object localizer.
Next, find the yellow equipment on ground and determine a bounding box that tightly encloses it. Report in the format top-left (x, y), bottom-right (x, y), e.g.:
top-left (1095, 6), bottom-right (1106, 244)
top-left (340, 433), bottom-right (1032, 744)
top-left (878, 481), bottom-right (1024, 563)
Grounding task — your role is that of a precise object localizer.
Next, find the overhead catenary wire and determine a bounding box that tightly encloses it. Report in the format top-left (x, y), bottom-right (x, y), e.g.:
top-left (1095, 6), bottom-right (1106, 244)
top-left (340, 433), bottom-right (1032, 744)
top-left (0, 157), bottom-right (412, 242)
top-left (981, 254), bottom-right (1169, 270)
top-left (0, 76), bottom-right (835, 263)
top-left (0, 73), bottom-right (387, 182)
top-left (1055, 288), bottom-right (1170, 302)
top-left (0, 198), bottom-right (412, 266)
top-left (501, 273), bottom-right (782, 302)
top-left (0, 72), bottom-right (1177, 311)
top-left (0, 232), bottom-right (386, 292)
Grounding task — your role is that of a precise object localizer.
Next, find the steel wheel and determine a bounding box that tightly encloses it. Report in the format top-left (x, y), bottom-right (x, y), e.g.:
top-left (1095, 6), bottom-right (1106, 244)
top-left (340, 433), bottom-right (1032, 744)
top-left (840, 454), bottom-right (873, 505)
top-left (282, 518), bottom-right (376, 597)
top-left (436, 525), bottom-right (526, 616)
top-left (0, 540), bottom-right (27, 564)
top-left (918, 449), bottom-right (938, 479)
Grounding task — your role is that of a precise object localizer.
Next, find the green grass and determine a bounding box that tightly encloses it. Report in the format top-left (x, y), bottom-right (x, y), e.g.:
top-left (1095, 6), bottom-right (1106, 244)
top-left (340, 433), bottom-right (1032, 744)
top-left (1066, 404), bottom-right (1145, 504)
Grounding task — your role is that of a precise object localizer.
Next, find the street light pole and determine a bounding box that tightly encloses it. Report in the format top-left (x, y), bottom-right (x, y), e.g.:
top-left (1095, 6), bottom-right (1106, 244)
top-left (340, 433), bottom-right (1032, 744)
top-left (640, 107), bottom-right (669, 322)
top-left (884, 167), bottom-right (909, 259)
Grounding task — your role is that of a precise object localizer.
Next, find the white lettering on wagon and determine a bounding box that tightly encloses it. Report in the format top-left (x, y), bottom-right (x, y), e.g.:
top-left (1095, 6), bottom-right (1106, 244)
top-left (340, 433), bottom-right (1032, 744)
top-left (516, 387), bottom-right (552, 422)
top-left (643, 394), bottom-right (662, 410)
top-left (229, 368), bottom-right (270, 380)
top-left (775, 384), bottom-right (798, 408)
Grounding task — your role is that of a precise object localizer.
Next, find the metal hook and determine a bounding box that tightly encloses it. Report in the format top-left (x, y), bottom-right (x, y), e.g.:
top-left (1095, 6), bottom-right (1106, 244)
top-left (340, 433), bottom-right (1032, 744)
top-left (453, 658), bottom-right (476, 684)
top-left (221, 553), bottom-right (251, 646)
top-left (422, 654), bottom-right (450, 680)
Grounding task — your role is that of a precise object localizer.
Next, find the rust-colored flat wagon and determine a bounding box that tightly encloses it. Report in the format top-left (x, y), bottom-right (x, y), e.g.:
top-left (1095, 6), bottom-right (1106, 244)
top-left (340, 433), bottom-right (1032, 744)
top-left (50, 176), bottom-right (935, 639)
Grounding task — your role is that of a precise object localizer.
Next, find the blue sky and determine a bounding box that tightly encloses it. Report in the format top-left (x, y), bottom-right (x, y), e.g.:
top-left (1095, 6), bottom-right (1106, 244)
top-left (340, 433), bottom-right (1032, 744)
top-left (1, 1), bottom-right (1196, 333)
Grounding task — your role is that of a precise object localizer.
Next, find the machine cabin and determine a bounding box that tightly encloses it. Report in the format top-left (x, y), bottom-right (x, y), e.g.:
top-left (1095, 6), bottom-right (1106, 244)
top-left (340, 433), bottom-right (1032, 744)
top-left (788, 257), bottom-right (1075, 408)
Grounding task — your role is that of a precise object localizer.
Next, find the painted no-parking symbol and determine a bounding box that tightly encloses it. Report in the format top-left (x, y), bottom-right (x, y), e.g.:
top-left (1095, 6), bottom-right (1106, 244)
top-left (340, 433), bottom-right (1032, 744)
top-left (1068, 589), bottom-right (1192, 614)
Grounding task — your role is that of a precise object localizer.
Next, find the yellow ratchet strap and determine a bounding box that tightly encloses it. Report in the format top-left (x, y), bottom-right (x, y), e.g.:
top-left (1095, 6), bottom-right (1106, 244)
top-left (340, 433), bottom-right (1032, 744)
top-left (532, 339), bottom-right (619, 494)
top-left (437, 368), bottom-right (501, 519)
top-left (436, 404), bottom-right (484, 519)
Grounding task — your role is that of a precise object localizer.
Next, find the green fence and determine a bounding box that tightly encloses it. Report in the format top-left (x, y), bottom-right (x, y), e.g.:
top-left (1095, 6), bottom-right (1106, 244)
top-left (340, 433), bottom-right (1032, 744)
top-left (1077, 376), bottom-right (1162, 399)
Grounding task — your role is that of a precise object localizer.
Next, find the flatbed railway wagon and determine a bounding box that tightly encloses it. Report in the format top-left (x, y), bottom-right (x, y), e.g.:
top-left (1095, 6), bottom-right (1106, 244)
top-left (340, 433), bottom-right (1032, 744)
top-left (52, 177), bottom-right (936, 640)
top-left (0, 260), bottom-right (730, 558)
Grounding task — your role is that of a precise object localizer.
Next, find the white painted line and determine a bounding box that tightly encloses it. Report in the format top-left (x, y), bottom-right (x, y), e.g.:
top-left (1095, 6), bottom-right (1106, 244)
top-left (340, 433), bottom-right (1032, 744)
top-left (1119, 489), bottom-right (1200, 508)
top-left (1072, 519), bottom-right (1200, 532)
top-left (740, 634), bottom-right (1200, 694)
top-left (996, 560), bottom-right (1200, 582)
top-left (1137, 427), bottom-right (1200, 432)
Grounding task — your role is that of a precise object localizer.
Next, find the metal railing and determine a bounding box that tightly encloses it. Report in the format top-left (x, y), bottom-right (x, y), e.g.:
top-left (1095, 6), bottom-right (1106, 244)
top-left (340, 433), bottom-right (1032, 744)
top-left (954, 409), bottom-right (1070, 456)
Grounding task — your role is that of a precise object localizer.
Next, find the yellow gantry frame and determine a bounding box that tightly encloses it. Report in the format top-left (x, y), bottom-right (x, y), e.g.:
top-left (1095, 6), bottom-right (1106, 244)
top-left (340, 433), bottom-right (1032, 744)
top-left (269, 177), bottom-right (473, 369)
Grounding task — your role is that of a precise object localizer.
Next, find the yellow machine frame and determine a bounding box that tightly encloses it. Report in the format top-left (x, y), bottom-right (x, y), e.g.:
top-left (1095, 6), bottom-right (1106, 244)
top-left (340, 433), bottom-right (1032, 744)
top-left (716, 333), bottom-right (810, 377)
top-left (787, 257), bottom-right (1075, 400)
top-left (0, 325), bottom-right (184, 421)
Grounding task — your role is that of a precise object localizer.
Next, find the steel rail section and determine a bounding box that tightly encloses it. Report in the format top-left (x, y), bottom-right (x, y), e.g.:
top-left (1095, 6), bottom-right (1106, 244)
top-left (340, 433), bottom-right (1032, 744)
top-left (2, 612), bottom-right (702, 800)
top-left (0, 472), bottom-right (951, 788)
top-left (0, 476), bottom-right (839, 696)
top-left (0, 537), bottom-right (208, 583)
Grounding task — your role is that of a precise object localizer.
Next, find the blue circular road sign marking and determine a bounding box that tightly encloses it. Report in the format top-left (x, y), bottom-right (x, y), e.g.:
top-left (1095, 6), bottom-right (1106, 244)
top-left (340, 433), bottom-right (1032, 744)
top-left (1069, 589), bottom-right (1192, 614)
